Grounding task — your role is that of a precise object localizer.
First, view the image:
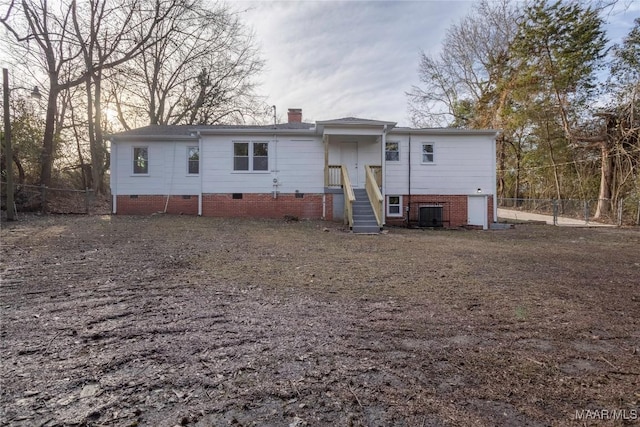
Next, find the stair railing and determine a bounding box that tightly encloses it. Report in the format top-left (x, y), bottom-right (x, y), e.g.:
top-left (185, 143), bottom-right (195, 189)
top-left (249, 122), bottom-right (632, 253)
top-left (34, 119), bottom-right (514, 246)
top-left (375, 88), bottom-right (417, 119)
top-left (369, 165), bottom-right (382, 187)
top-left (341, 165), bottom-right (355, 228)
top-left (365, 165), bottom-right (383, 227)
top-left (326, 165), bottom-right (342, 187)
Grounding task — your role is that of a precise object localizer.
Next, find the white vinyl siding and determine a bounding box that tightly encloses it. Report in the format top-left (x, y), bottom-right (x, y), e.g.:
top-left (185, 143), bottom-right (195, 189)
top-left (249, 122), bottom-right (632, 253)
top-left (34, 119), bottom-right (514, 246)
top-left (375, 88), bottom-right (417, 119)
top-left (383, 134), bottom-right (495, 196)
top-left (200, 136), bottom-right (324, 194)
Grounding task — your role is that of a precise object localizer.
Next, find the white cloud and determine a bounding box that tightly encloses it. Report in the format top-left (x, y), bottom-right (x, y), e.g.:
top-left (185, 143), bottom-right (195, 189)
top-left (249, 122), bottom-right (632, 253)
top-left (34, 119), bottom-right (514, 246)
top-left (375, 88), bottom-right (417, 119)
top-left (237, 0), bottom-right (639, 127)
top-left (238, 1), bottom-right (474, 126)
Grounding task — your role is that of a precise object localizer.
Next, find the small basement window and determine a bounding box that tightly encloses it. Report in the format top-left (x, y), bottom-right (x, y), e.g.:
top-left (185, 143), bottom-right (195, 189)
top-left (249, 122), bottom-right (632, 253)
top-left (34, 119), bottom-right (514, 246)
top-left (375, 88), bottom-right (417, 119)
top-left (387, 195), bottom-right (402, 217)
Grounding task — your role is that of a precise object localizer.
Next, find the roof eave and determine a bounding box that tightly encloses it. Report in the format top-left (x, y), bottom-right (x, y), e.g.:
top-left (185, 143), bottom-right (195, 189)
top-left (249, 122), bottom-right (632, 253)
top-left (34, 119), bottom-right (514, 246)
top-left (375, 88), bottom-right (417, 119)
top-left (390, 127), bottom-right (499, 136)
top-left (109, 134), bottom-right (199, 142)
top-left (195, 127), bottom-right (317, 136)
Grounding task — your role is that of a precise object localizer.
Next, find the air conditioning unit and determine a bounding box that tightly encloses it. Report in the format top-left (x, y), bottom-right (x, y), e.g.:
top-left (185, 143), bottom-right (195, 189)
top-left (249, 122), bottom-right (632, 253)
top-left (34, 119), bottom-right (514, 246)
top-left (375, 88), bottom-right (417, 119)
top-left (419, 206), bottom-right (443, 227)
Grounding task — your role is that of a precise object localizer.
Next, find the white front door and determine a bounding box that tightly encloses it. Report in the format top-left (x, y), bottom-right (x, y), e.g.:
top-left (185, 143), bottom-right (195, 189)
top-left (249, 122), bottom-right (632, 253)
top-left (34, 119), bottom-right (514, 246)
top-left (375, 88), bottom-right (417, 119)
top-left (340, 142), bottom-right (359, 187)
top-left (468, 195), bottom-right (488, 229)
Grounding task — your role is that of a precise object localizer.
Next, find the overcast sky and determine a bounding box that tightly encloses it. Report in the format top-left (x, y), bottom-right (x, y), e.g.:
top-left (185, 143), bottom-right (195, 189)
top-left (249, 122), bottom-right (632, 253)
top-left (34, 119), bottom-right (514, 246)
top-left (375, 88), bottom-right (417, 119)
top-left (237, 0), bottom-right (639, 127)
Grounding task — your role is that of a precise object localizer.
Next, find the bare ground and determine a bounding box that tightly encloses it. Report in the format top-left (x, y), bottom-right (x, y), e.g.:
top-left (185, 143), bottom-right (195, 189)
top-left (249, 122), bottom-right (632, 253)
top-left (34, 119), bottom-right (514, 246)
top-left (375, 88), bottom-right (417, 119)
top-left (1, 215), bottom-right (639, 427)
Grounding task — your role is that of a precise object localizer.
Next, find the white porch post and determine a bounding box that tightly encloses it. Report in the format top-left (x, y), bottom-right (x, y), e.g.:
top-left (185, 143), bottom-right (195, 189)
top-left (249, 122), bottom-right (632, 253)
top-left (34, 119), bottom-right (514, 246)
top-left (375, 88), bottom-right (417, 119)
top-left (381, 125), bottom-right (387, 225)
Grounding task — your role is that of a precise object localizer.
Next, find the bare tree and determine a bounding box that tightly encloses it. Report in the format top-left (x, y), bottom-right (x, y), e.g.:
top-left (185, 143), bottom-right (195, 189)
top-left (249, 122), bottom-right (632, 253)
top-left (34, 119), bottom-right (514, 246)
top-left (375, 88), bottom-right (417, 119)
top-left (573, 18), bottom-right (640, 218)
top-left (111, 0), bottom-right (266, 128)
top-left (1, 0), bottom-right (184, 191)
top-left (407, 0), bottom-right (519, 129)
top-left (407, 0), bottom-right (522, 199)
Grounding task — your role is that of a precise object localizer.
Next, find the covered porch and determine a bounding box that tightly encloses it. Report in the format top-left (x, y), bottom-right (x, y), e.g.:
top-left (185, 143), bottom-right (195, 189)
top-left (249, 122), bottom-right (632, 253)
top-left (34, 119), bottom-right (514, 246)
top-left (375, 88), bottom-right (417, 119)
top-left (316, 118), bottom-right (396, 232)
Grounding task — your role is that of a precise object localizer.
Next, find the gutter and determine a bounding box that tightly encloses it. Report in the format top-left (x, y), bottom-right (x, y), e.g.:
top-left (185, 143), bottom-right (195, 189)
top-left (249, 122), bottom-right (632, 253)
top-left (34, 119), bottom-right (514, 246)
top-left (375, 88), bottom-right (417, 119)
top-left (196, 128), bottom-right (316, 136)
top-left (390, 127), bottom-right (498, 136)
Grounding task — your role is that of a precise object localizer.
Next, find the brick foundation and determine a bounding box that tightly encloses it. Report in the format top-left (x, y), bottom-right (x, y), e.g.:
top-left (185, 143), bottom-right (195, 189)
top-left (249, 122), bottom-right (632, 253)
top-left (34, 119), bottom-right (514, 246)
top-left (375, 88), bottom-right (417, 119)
top-left (203, 193), bottom-right (330, 220)
top-left (116, 195), bottom-right (198, 215)
top-left (116, 193), bottom-right (332, 220)
top-left (115, 193), bottom-right (492, 228)
top-left (384, 195), bottom-right (494, 228)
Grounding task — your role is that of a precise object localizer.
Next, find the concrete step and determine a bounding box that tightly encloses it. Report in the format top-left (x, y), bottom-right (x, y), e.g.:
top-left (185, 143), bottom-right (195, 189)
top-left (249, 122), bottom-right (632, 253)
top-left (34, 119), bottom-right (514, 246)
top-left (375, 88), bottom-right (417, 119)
top-left (353, 208), bottom-right (374, 215)
top-left (351, 204), bottom-right (373, 209)
top-left (351, 187), bottom-right (380, 234)
top-left (352, 224), bottom-right (381, 234)
top-left (353, 214), bottom-right (375, 220)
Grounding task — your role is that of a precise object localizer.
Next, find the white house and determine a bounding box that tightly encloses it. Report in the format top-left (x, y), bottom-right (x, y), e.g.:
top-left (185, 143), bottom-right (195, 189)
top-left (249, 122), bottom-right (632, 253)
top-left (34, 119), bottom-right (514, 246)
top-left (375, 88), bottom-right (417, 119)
top-left (109, 109), bottom-right (498, 232)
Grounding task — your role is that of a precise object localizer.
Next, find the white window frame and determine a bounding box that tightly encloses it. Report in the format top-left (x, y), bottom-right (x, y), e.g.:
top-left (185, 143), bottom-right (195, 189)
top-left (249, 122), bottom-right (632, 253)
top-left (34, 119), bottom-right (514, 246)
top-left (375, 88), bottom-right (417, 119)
top-left (421, 142), bottom-right (435, 164)
top-left (132, 146), bottom-right (149, 175)
top-left (187, 146), bottom-right (199, 175)
top-left (385, 141), bottom-right (400, 162)
top-left (387, 195), bottom-right (403, 217)
top-left (233, 141), bottom-right (269, 172)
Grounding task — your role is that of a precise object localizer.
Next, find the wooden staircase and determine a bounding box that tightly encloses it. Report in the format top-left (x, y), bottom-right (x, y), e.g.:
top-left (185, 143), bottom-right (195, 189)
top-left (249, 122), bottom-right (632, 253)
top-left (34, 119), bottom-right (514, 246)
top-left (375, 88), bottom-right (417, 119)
top-left (351, 188), bottom-right (381, 234)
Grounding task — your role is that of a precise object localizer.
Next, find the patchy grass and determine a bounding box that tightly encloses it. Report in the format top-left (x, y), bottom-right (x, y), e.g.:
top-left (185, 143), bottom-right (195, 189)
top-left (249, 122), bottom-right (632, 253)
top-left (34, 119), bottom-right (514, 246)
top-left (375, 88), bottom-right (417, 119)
top-left (1, 215), bottom-right (639, 426)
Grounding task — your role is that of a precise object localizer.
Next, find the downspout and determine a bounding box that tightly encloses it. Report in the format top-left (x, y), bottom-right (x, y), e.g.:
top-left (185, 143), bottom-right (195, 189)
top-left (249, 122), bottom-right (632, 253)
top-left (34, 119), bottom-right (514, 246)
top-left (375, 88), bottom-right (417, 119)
top-left (381, 124), bottom-right (387, 226)
top-left (164, 142), bottom-right (177, 213)
top-left (197, 131), bottom-right (202, 216)
top-left (407, 133), bottom-right (411, 227)
top-left (111, 140), bottom-right (117, 214)
top-left (272, 134), bottom-right (279, 198)
top-left (492, 132), bottom-right (498, 224)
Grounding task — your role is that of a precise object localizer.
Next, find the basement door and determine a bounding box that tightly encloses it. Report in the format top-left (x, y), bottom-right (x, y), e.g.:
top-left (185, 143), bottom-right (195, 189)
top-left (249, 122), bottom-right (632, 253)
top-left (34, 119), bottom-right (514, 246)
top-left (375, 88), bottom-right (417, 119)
top-left (467, 195), bottom-right (488, 229)
top-left (340, 142), bottom-right (359, 187)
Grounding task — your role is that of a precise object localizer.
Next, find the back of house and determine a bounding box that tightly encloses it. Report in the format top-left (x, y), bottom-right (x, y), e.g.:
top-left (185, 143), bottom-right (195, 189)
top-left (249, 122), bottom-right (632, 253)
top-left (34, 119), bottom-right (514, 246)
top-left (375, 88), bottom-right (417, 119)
top-left (109, 109), bottom-right (497, 231)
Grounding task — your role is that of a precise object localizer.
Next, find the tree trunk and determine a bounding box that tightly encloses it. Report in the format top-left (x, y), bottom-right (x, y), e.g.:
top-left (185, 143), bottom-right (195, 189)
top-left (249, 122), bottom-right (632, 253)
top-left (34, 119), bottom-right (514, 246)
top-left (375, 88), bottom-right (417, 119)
top-left (514, 150), bottom-right (522, 201)
top-left (89, 71), bottom-right (106, 194)
top-left (39, 81), bottom-right (59, 188)
top-left (593, 142), bottom-right (613, 219)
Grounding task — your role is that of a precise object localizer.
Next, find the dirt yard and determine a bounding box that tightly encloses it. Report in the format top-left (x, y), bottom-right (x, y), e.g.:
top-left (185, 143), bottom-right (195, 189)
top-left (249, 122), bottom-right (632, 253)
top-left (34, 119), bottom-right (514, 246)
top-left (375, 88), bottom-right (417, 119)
top-left (1, 215), bottom-right (638, 426)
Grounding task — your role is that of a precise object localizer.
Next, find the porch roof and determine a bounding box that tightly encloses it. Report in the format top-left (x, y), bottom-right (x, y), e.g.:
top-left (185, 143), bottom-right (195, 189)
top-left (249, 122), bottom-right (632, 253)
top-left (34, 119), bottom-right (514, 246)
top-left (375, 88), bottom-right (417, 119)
top-left (316, 117), bottom-right (397, 127)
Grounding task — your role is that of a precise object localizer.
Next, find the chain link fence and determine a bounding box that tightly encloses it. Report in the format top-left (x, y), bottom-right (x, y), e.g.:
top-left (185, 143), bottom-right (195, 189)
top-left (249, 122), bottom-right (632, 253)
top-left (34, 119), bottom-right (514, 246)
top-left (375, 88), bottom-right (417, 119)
top-left (499, 198), bottom-right (640, 226)
top-left (1, 182), bottom-right (108, 218)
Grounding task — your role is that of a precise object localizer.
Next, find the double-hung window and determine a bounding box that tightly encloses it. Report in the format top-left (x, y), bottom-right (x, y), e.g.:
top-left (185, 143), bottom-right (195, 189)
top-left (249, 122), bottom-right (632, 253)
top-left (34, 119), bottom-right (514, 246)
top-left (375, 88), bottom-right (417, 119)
top-left (422, 143), bottom-right (435, 163)
top-left (187, 146), bottom-right (199, 175)
top-left (234, 141), bottom-right (269, 171)
top-left (387, 195), bottom-right (402, 216)
top-left (385, 142), bottom-right (399, 161)
top-left (133, 147), bottom-right (148, 174)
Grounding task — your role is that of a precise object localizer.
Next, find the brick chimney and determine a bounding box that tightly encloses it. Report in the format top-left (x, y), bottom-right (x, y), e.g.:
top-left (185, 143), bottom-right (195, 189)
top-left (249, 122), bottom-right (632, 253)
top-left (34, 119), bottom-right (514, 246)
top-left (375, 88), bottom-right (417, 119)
top-left (287, 108), bottom-right (302, 123)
